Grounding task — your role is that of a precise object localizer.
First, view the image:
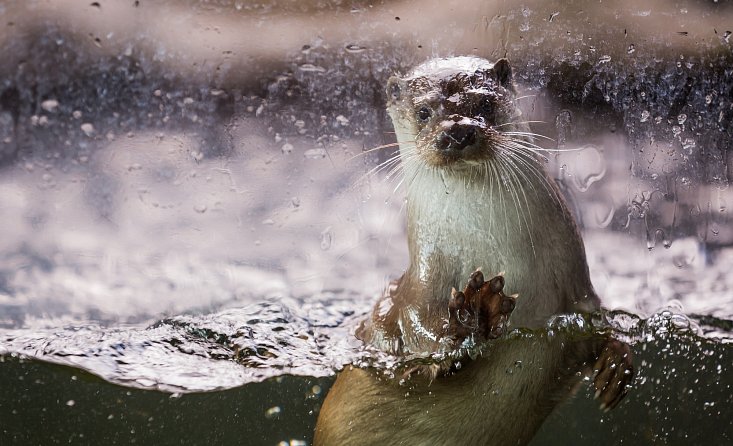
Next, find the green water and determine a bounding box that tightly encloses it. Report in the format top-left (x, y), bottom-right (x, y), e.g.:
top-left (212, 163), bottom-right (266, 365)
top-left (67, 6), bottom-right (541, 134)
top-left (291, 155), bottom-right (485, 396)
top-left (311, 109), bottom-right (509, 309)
top-left (2, 330), bottom-right (730, 445)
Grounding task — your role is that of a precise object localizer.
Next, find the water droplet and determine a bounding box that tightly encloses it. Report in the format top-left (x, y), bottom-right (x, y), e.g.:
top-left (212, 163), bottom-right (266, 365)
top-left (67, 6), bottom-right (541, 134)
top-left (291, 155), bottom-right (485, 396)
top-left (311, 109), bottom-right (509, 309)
top-left (627, 44), bottom-right (636, 54)
top-left (598, 55), bottom-right (612, 64)
top-left (304, 148), bottom-right (327, 159)
top-left (281, 143), bottom-right (294, 154)
top-left (193, 204), bottom-right (207, 213)
top-left (41, 99), bottom-right (59, 112)
top-left (66, 400), bottom-right (75, 407)
top-left (677, 114), bottom-right (687, 125)
top-left (640, 110), bottom-right (650, 122)
top-left (572, 145), bottom-right (606, 192)
top-left (595, 203), bottom-right (615, 228)
top-left (345, 44), bottom-right (367, 53)
top-left (335, 115), bottom-right (350, 126)
top-left (682, 138), bottom-right (696, 152)
top-left (80, 123), bottom-right (95, 136)
top-left (320, 227), bottom-right (333, 250)
top-left (291, 197), bottom-right (301, 207)
top-left (298, 64), bottom-right (326, 73)
top-left (555, 110), bottom-right (572, 148)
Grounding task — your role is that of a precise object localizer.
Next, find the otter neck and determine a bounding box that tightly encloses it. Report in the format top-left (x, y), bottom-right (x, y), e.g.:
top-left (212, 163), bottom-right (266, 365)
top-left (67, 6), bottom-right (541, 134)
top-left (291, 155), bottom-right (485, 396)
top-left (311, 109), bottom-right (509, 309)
top-left (400, 157), bottom-right (598, 329)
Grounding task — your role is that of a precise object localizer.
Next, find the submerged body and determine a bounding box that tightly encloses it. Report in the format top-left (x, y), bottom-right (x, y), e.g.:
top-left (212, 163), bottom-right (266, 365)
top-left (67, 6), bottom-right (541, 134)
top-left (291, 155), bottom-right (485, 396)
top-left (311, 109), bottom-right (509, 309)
top-left (315, 57), bottom-right (631, 445)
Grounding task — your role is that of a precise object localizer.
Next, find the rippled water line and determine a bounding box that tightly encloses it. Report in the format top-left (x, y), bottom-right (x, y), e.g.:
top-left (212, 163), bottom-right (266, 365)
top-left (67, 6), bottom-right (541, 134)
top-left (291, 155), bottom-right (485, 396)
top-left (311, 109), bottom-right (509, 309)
top-left (1, 293), bottom-right (730, 394)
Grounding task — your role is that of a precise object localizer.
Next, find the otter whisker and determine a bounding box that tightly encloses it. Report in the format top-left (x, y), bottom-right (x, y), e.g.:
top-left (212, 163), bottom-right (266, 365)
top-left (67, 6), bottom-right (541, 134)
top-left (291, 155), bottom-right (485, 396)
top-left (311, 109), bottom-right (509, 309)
top-left (489, 162), bottom-right (509, 241)
top-left (499, 153), bottom-right (538, 254)
top-left (487, 161), bottom-right (495, 235)
top-left (501, 140), bottom-right (550, 162)
top-left (385, 160), bottom-right (405, 180)
top-left (512, 94), bottom-right (537, 102)
top-left (350, 150), bottom-right (408, 191)
top-left (370, 153), bottom-right (402, 177)
top-left (501, 150), bottom-right (538, 194)
top-left (347, 142), bottom-right (403, 161)
top-left (501, 131), bottom-right (555, 142)
top-left (505, 135), bottom-right (589, 154)
top-left (492, 120), bottom-right (546, 129)
top-left (501, 135), bottom-right (553, 152)
top-left (497, 153), bottom-right (532, 246)
top-left (502, 148), bottom-right (564, 209)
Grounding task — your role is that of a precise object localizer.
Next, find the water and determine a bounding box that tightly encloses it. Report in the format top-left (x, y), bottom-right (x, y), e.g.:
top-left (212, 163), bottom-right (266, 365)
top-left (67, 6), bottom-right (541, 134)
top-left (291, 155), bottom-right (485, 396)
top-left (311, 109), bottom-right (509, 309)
top-left (2, 1), bottom-right (733, 445)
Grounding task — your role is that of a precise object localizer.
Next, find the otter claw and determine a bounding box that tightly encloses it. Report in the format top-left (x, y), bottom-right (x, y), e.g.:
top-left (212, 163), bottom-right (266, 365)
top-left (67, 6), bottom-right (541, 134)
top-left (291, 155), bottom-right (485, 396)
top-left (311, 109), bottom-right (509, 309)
top-left (468, 270), bottom-right (485, 290)
top-left (593, 338), bottom-right (634, 410)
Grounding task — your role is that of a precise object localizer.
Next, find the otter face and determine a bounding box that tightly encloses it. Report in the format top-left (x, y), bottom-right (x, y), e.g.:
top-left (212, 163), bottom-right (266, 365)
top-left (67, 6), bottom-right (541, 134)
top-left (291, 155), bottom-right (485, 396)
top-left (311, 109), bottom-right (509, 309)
top-left (387, 57), bottom-right (520, 168)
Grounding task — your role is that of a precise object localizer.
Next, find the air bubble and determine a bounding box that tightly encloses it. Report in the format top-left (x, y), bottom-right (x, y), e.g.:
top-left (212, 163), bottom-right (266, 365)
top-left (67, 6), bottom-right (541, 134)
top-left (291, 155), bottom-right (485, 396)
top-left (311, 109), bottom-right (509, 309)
top-left (265, 406), bottom-right (281, 419)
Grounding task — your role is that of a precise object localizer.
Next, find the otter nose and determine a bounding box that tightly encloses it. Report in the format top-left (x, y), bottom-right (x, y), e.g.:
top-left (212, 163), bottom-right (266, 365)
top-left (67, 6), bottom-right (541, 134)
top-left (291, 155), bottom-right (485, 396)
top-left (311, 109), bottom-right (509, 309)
top-left (437, 120), bottom-right (477, 152)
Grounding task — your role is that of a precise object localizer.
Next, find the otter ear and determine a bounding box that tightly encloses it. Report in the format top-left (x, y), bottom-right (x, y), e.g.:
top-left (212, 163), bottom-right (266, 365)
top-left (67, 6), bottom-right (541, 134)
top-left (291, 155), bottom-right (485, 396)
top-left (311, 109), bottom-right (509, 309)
top-left (386, 76), bottom-right (407, 102)
top-left (493, 58), bottom-right (513, 89)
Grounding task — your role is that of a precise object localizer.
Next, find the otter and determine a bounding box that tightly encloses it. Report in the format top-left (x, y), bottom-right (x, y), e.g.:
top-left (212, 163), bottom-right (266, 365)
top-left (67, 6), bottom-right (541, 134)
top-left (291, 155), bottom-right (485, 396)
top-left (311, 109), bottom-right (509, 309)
top-left (314, 56), bottom-right (633, 446)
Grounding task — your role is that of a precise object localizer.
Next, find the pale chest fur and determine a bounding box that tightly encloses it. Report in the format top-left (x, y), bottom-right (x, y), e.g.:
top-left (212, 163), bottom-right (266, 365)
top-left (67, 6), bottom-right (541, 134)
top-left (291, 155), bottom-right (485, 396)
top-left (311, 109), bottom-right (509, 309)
top-left (403, 164), bottom-right (598, 329)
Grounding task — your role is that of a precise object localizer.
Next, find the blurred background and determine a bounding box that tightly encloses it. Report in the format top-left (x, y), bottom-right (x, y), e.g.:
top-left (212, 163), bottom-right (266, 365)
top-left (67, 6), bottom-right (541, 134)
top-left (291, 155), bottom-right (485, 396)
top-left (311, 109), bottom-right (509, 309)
top-left (0, 1), bottom-right (731, 445)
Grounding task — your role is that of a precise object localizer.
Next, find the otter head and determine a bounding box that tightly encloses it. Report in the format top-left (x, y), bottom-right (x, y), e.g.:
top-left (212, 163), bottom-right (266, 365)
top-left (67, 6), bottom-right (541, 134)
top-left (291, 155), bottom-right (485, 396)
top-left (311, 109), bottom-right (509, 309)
top-left (386, 57), bottom-right (520, 168)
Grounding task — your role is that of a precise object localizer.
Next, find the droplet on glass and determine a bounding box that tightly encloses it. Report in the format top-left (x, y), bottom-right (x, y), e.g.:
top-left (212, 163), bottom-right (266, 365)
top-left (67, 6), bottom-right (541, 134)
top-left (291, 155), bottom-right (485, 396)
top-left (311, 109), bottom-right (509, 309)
top-left (298, 64), bottom-right (326, 73)
top-left (320, 227), bottom-right (333, 250)
top-left (41, 99), bottom-right (59, 112)
top-left (345, 44), bottom-right (367, 53)
top-left (80, 123), bottom-right (95, 136)
top-left (304, 148), bottom-right (327, 159)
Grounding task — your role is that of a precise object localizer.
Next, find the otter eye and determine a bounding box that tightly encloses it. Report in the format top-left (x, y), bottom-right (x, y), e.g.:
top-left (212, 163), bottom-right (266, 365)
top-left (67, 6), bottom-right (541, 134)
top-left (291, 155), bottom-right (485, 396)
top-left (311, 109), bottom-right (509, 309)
top-left (478, 97), bottom-right (493, 116)
top-left (417, 107), bottom-right (432, 121)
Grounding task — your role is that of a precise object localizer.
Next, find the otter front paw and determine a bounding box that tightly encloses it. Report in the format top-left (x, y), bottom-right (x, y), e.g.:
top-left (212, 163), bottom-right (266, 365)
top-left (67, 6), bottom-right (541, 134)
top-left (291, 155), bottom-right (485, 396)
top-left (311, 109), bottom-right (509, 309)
top-left (447, 269), bottom-right (517, 346)
top-left (593, 338), bottom-right (634, 411)
top-left (401, 270), bottom-right (516, 383)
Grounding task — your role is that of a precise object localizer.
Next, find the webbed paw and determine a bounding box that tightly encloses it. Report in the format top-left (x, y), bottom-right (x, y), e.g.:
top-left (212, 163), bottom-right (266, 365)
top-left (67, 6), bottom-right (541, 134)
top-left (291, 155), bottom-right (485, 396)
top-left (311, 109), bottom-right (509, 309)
top-left (593, 338), bottom-right (634, 411)
top-left (447, 269), bottom-right (517, 346)
top-left (401, 269), bottom-right (516, 383)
